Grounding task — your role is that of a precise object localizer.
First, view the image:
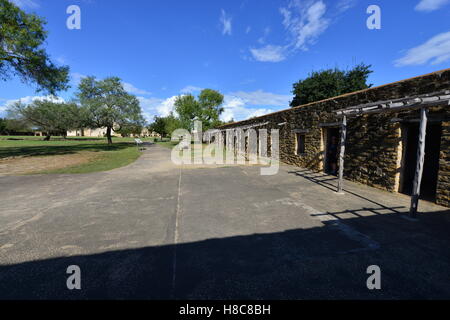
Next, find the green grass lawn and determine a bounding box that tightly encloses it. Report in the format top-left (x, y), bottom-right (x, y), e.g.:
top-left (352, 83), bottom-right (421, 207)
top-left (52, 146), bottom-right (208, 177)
top-left (153, 137), bottom-right (178, 149)
top-left (0, 135), bottom-right (152, 174)
top-left (155, 138), bottom-right (230, 162)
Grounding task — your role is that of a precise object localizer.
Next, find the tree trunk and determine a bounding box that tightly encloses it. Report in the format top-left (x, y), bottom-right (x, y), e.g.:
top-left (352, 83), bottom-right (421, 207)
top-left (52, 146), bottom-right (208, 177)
top-left (106, 126), bottom-right (113, 144)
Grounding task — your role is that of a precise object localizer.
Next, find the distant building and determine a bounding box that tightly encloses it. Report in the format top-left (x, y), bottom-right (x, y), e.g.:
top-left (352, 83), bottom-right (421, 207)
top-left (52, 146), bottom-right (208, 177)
top-left (67, 127), bottom-right (161, 138)
top-left (67, 128), bottom-right (120, 138)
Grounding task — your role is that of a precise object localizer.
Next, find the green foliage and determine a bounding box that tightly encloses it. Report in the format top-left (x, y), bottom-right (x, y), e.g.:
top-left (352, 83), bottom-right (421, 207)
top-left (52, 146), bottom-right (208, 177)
top-left (164, 113), bottom-right (183, 135)
top-left (148, 116), bottom-right (168, 137)
top-left (148, 113), bottom-right (182, 137)
top-left (0, 118), bottom-right (6, 134)
top-left (148, 89), bottom-right (224, 139)
top-left (290, 64), bottom-right (373, 107)
top-left (76, 76), bottom-right (145, 143)
top-left (174, 89), bottom-right (224, 130)
top-left (1, 118), bottom-right (32, 134)
top-left (116, 124), bottom-right (144, 137)
top-left (197, 89), bottom-right (224, 127)
top-left (174, 94), bottom-right (199, 129)
top-left (8, 100), bottom-right (82, 137)
top-left (0, 0), bottom-right (70, 94)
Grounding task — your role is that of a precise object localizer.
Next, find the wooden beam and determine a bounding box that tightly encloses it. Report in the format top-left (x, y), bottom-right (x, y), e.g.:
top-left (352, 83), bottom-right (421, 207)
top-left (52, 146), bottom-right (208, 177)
top-left (337, 115), bottom-right (347, 193)
top-left (390, 116), bottom-right (450, 123)
top-left (335, 91), bottom-right (450, 117)
top-left (320, 122), bottom-right (341, 128)
top-left (409, 108), bottom-right (428, 217)
top-left (293, 129), bottom-right (310, 133)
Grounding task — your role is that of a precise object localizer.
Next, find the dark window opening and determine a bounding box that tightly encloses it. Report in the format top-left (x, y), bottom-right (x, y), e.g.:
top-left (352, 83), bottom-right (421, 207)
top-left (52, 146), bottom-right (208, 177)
top-left (296, 133), bottom-right (306, 155)
top-left (401, 123), bottom-right (442, 202)
top-left (325, 128), bottom-right (340, 175)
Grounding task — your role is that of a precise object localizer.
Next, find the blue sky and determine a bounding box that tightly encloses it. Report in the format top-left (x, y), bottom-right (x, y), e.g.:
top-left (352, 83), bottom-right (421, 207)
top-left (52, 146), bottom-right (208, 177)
top-left (1, 0), bottom-right (450, 122)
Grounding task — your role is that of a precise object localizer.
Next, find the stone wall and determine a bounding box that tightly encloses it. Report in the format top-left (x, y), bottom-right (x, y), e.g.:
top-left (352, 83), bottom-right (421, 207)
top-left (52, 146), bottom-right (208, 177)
top-left (220, 69), bottom-right (450, 207)
top-left (437, 121), bottom-right (450, 207)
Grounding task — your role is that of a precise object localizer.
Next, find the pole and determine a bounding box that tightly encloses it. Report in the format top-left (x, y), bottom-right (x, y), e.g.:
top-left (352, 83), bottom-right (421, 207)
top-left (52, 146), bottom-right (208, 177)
top-left (337, 115), bottom-right (347, 193)
top-left (409, 108), bottom-right (428, 217)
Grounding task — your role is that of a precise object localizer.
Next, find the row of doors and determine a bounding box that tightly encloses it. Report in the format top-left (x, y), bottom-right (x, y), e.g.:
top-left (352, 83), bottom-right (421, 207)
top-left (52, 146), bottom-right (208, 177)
top-left (323, 123), bottom-right (442, 202)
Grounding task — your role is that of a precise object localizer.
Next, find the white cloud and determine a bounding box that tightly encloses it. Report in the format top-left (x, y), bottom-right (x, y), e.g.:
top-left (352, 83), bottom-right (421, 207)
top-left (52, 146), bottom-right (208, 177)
top-left (122, 82), bottom-right (151, 95)
top-left (156, 96), bottom-right (179, 117)
top-left (220, 9), bottom-right (232, 35)
top-left (137, 88), bottom-right (289, 123)
top-left (137, 96), bottom-right (162, 120)
top-left (250, 45), bottom-right (287, 62)
top-left (229, 90), bottom-right (291, 106)
top-left (4, 95), bottom-right (65, 106)
top-left (137, 95), bottom-right (181, 121)
top-left (10, 0), bottom-right (39, 9)
top-left (220, 96), bottom-right (275, 122)
top-left (395, 31), bottom-right (450, 66)
top-left (281, 0), bottom-right (329, 51)
top-left (137, 86), bottom-right (206, 122)
top-left (180, 86), bottom-right (203, 94)
top-left (70, 72), bottom-right (87, 86)
top-left (221, 90), bottom-right (289, 122)
top-left (70, 73), bottom-right (151, 96)
top-left (415, 0), bottom-right (450, 12)
top-left (56, 56), bottom-right (67, 65)
top-left (250, 0), bottom-right (330, 62)
top-left (257, 27), bottom-right (271, 44)
top-left (245, 26), bottom-right (251, 34)
top-left (336, 0), bottom-right (358, 13)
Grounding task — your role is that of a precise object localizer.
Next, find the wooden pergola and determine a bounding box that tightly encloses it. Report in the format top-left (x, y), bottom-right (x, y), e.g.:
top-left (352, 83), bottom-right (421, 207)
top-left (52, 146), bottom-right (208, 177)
top-left (334, 90), bottom-right (450, 217)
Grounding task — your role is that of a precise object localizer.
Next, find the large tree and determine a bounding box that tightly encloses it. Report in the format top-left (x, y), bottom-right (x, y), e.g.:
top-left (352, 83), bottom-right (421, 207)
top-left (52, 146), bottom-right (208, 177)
top-left (197, 89), bottom-right (224, 129)
top-left (290, 64), bottom-right (373, 107)
top-left (148, 113), bottom-right (182, 138)
top-left (0, 118), bottom-right (6, 134)
top-left (174, 89), bottom-right (224, 130)
top-left (0, 117), bottom-right (32, 135)
top-left (0, 0), bottom-right (70, 94)
top-left (76, 76), bottom-right (145, 144)
top-left (174, 94), bottom-right (200, 130)
top-left (148, 116), bottom-right (169, 138)
top-left (164, 113), bottom-right (183, 136)
top-left (116, 123), bottom-right (144, 137)
top-left (8, 99), bottom-right (83, 140)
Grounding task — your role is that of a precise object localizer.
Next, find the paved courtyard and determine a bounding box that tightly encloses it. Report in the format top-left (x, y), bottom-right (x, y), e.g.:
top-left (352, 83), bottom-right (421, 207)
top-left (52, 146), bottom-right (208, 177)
top-left (0, 144), bottom-right (449, 299)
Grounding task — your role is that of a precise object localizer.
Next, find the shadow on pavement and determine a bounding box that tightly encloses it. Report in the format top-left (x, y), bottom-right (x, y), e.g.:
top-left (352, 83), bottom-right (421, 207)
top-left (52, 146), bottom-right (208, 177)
top-left (0, 143), bottom-right (134, 159)
top-left (1, 208), bottom-right (449, 300)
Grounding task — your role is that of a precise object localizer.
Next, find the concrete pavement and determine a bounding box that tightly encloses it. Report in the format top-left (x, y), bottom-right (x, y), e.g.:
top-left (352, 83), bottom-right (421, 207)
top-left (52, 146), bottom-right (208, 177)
top-left (0, 144), bottom-right (449, 299)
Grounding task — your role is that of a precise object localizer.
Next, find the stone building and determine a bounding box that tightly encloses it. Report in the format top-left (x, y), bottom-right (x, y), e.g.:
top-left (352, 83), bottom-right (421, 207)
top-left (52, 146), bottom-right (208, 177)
top-left (67, 127), bottom-right (160, 138)
top-left (67, 127), bottom-right (119, 138)
top-left (219, 68), bottom-right (450, 208)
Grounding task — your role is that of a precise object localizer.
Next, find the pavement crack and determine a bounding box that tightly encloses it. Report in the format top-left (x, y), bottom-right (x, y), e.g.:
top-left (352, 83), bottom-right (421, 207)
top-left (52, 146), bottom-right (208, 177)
top-left (171, 165), bottom-right (183, 298)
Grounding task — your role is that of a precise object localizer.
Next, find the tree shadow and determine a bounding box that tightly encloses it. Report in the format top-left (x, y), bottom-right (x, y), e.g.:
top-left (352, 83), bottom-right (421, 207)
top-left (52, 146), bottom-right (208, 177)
top-left (0, 142), bottom-right (134, 159)
top-left (1, 208), bottom-right (449, 300)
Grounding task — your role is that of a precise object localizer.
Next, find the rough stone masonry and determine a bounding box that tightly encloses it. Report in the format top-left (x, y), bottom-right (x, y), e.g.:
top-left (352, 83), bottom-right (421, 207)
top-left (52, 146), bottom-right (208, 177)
top-left (219, 69), bottom-right (450, 207)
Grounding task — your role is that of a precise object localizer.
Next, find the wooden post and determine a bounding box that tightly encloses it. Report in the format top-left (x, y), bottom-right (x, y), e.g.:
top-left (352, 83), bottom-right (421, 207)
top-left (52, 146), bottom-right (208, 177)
top-left (337, 115), bottom-right (347, 193)
top-left (409, 108), bottom-right (428, 217)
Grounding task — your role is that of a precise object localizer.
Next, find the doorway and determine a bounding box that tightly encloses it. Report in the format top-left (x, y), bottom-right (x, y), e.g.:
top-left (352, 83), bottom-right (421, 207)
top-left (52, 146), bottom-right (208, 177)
top-left (401, 123), bottom-right (442, 201)
top-left (323, 127), bottom-right (340, 175)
